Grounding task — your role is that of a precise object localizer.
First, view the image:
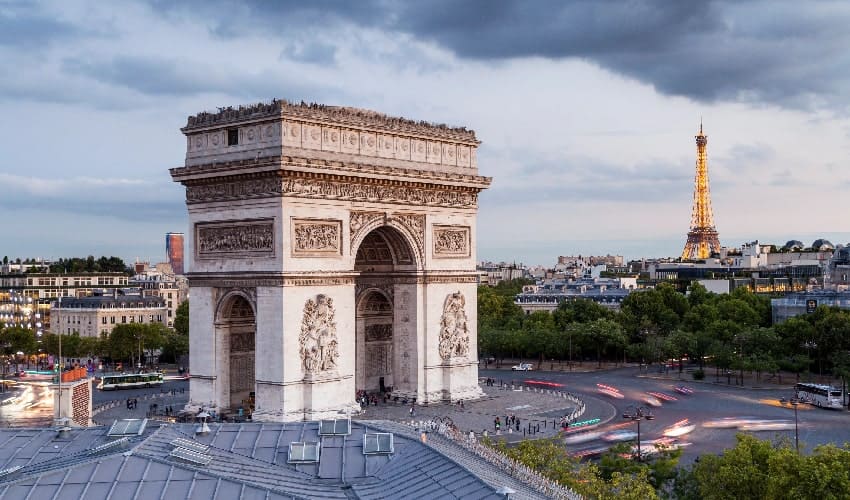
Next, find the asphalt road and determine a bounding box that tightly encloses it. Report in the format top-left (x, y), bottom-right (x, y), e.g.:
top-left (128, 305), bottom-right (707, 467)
top-left (92, 379), bottom-right (189, 405)
top-left (481, 366), bottom-right (850, 463)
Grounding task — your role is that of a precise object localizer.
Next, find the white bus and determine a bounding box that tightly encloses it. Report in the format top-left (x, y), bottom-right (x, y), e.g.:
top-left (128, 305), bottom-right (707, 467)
top-left (98, 373), bottom-right (164, 391)
top-left (795, 383), bottom-right (843, 409)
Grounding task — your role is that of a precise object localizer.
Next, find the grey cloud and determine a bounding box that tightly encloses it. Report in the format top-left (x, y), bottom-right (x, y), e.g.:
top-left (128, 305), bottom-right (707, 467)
top-left (0, 4), bottom-right (80, 48)
top-left (155, 0), bottom-right (850, 111)
top-left (483, 153), bottom-right (693, 206)
top-left (0, 174), bottom-right (185, 222)
top-left (61, 55), bottom-right (335, 102)
top-left (280, 40), bottom-right (337, 65)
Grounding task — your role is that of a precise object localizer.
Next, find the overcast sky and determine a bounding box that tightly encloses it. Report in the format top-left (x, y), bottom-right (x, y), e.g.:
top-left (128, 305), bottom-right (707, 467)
top-left (2, 0), bottom-right (849, 266)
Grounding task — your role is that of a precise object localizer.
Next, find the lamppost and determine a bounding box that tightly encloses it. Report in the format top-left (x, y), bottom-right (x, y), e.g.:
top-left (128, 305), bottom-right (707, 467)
top-left (791, 398), bottom-right (800, 453)
top-left (623, 405), bottom-right (655, 460)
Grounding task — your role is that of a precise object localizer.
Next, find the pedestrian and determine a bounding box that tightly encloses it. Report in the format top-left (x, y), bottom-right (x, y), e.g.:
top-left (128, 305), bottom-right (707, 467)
top-left (494, 417), bottom-right (500, 431)
top-left (409, 405), bottom-right (415, 417)
top-left (515, 417), bottom-right (520, 432)
top-left (459, 399), bottom-right (465, 409)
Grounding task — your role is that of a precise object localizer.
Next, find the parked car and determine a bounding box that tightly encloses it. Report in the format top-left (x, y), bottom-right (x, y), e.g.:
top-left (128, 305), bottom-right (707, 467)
top-left (511, 363), bottom-right (534, 371)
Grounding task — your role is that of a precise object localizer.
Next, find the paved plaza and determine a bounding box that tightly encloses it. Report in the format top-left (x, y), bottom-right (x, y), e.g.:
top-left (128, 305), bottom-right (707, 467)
top-left (92, 379), bottom-right (616, 445)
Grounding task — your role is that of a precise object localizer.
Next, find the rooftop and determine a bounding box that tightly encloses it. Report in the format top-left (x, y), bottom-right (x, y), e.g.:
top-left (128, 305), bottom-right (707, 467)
top-left (0, 421), bottom-right (527, 499)
top-left (182, 99), bottom-right (478, 142)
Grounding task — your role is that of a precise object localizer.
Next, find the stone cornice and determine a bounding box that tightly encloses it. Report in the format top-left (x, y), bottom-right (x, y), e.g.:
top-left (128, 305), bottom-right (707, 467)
top-left (182, 99), bottom-right (478, 143)
top-left (170, 155), bottom-right (492, 189)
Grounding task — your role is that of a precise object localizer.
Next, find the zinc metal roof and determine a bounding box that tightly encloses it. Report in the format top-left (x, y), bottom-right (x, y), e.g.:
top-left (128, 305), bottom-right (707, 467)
top-left (0, 421), bottom-right (510, 500)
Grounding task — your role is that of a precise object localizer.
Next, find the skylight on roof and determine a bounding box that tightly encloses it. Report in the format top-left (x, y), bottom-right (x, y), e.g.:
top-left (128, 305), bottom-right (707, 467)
top-left (107, 418), bottom-right (147, 437)
top-left (363, 433), bottom-right (394, 455)
top-left (288, 442), bottom-right (320, 463)
top-left (170, 447), bottom-right (213, 466)
top-left (170, 438), bottom-right (210, 454)
top-left (319, 418), bottom-right (351, 436)
top-left (87, 437), bottom-right (130, 455)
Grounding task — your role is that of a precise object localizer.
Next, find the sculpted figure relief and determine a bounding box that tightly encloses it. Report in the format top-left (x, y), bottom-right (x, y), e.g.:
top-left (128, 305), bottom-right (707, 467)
top-left (293, 221), bottom-right (340, 254)
top-left (434, 226), bottom-right (469, 256)
top-left (197, 223), bottom-right (274, 256)
top-left (299, 294), bottom-right (340, 374)
top-left (438, 291), bottom-right (470, 361)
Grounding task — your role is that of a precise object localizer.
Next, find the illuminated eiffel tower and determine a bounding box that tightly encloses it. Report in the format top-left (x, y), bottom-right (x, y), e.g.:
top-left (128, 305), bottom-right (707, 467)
top-left (681, 121), bottom-right (721, 260)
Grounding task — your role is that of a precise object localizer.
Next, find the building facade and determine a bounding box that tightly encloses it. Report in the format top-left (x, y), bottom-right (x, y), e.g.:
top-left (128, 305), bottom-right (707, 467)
top-left (51, 293), bottom-right (166, 338)
top-left (0, 272), bottom-right (129, 331)
top-left (166, 232), bottom-right (186, 275)
top-left (130, 263), bottom-right (189, 327)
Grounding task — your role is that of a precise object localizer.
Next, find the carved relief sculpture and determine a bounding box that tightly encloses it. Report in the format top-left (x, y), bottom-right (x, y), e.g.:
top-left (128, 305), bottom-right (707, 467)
top-left (291, 219), bottom-right (341, 256)
top-left (299, 294), bottom-right (340, 375)
top-left (392, 213), bottom-right (425, 258)
top-left (196, 220), bottom-right (274, 258)
top-left (438, 291), bottom-right (471, 361)
top-left (433, 225), bottom-right (470, 258)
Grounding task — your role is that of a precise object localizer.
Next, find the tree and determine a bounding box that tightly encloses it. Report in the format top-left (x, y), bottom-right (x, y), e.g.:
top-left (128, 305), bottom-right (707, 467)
top-left (1, 327), bottom-right (38, 356)
top-left (678, 434), bottom-right (850, 500)
top-left (173, 301), bottom-right (189, 337)
top-left (584, 318), bottom-right (627, 368)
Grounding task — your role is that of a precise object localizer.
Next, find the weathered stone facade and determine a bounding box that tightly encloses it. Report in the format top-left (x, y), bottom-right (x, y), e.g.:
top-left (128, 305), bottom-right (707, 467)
top-left (171, 99), bottom-right (490, 421)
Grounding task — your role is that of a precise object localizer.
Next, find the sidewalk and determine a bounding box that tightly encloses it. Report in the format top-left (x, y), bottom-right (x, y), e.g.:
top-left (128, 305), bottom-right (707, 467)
top-left (355, 384), bottom-right (616, 443)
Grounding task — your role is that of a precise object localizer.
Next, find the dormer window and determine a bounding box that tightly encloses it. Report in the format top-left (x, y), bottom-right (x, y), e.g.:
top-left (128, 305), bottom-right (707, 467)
top-left (227, 128), bottom-right (239, 146)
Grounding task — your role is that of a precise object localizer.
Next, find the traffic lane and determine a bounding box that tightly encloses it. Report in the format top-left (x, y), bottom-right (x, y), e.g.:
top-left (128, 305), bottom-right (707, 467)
top-left (92, 379), bottom-right (189, 405)
top-left (482, 368), bottom-right (850, 462)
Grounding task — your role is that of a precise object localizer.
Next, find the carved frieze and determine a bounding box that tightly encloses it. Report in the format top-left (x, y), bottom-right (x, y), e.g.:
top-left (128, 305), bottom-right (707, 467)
top-left (187, 178), bottom-right (280, 203)
top-left (366, 344), bottom-right (392, 377)
top-left (299, 294), bottom-right (340, 375)
top-left (365, 323), bottom-right (393, 342)
top-left (185, 175), bottom-right (480, 209)
top-left (230, 331), bottom-right (255, 353)
top-left (280, 177), bottom-right (478, 209)
top-left (291, 219), bottom-right (342, 257)
top-left (196, 219), bottom-right (274, 259)
top-left (438, 291), bottom-right (470, 361)
top-left (433, 225), bottom-right (470, 258)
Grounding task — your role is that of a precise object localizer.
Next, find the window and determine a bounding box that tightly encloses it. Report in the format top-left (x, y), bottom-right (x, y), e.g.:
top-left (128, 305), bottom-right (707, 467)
top-left (139, 315), bottom-right (143, 323)
top-left (121, 316), bottom-right (127, 323)
top-left (168, 310), bottom-right (172, 317)
top-left (227, 128), bottom-right (239, 146)
top-left (149, 315), bottom-right (153, 322)
top-left (110, 316), bottom-right (116, 324)
top-left (288, 442), bottom-right (320, 463)
top-left (167, 293), bottom-right (172, 299)
top-left (363, 433), bottom-right (394, 455)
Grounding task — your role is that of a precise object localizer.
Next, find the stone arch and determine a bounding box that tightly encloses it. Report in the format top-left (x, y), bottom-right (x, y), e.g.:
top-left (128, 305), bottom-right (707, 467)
top-left (351, 217), bottom-right (424, 270)
top-left (214, 291), bottom-right (256, 411)
top-left (353, 225), bottom-right (420, 399)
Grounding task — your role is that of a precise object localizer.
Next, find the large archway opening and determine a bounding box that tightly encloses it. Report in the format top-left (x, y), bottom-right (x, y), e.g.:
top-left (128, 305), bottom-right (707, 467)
top-left (354, 226), bottom-right (418, 398)
top-left (218, 294), bottom-right (256, 411)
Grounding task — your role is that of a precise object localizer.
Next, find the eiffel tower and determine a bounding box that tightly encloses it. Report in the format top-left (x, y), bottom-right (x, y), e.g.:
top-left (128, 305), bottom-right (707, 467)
top-left (681, 121), bottom-right (721, 260)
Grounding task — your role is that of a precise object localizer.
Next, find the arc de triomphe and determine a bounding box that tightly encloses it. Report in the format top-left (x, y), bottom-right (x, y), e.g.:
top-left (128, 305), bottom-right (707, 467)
top-left (170, 100), bottom-right (491, 421)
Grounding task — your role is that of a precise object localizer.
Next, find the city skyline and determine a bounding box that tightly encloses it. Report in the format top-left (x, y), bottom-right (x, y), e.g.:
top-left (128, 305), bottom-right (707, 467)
top-left (2, 1), bottom-right (850, 265)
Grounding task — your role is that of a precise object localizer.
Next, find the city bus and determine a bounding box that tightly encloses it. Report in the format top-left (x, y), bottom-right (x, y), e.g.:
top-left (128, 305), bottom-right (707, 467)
top-left (98, 373), bottom-right (164, 391)
top-left (794, 383), bottom-right (843, 409)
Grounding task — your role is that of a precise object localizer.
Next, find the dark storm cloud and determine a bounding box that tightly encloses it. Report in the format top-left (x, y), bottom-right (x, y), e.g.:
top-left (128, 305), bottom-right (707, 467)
top-left (155, 0), bottom-right (850, 110)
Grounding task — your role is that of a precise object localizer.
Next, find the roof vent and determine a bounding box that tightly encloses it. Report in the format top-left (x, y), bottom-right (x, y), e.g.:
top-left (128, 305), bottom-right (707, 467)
top-left (319, 418), bottom-right (351, 436)
top-left (288, 442), bottom-right (320, 463)
top-left (363, 433), bottom-right (394, 455)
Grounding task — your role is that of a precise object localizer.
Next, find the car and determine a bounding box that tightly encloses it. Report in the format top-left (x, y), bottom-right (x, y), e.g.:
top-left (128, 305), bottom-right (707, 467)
top-left (524, 379), bottom-right (564, 388)
top-left (511, 363), bottom-right (534, 371)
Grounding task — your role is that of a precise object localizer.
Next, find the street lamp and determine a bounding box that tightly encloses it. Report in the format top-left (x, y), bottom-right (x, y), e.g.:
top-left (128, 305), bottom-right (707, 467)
top-left (623, 405), bottom-right (655, 460)
top-left (790, 398), bottom-right (800, 453)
